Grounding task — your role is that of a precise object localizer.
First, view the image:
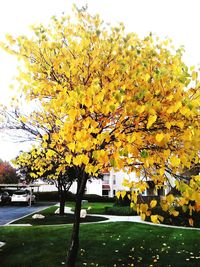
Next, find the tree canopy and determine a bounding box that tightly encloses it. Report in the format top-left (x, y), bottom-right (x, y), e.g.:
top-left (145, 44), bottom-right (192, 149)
top-left (0, 159), bottom-right (18, 184)
top-left (2, 8), bottom-right (200, 203)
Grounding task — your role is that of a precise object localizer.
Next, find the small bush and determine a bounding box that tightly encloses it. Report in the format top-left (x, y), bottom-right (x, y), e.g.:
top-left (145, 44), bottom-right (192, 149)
top-left (105, 206), bottom-right (137, 216)
top-left (115, 193), bottom-right (131, 206)
top-left (34, 191), bottom-right (115, 203)
top-left (146, 206), bottom-right (200, 228)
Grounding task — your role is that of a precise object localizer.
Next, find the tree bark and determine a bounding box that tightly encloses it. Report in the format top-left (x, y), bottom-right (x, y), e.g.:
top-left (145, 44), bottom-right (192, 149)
top-left (65, 170), bottom-right (88, 267)
top-left (59, 189), bottom-right (65, 216)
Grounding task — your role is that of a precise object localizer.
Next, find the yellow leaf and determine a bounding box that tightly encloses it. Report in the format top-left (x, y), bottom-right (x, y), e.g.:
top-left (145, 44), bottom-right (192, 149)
top-left (159, 168), bottom-right (165, 175)
top-left (116, 191), bottom-right (121, 199)
top-left (140, 203), bottom-right (148, 213)
top-left (156, 133), bottom-right (164, 142)
top-left (192, 71), bottom-right (198, 81)
top-left (170, 156), bottom-right (180, 167)
top-left (144, 73), bottom-right (150, 81)
top-left (43, 134), bottom-right (49, 141)
top-left (20, 116), bottom-right (27, 123)
top-left (73, 156), bottom-right (82, 166)
top-left (65, 155), bottom-right (72, 164)
top-left (163, 149), bottom-right (170, 158)
top-left (147, 115), bottom-right (157, 129)
top-left (166, 194), bottom-right (175, 204)
top-left (166, 94), bottom-right (173, 101)
top-left (165, 122), bottom-right (171, 129)
top-left (158, 215), bottom-right (164, 222)
top-left (141, 213), bottom-right (146, 221)
top-left (82, 155), bottom-right (89, 165)
top-left (68, 142), bottom-right (75, 152)
top-left (171, 210), bottom-right (179, 217)
top-left (176, 121), bottom-right (184, 129)
top-left (129, 133), bottom-right (136, 143)
top-left (42, 142), bottom-right (47, 148)
top-left (150, 200), bottom-right (157, 208)
top-left (137, 105), bottom-right (146, 113)
top-left (180, 106), bottom-right (190, 116)
top-left (121, 190), bottom-right (126, 199)
top-left (189, 218), bottom-right (194, 226)
top-left (161, 202), bottom-right (168, 212)
top-left (150, 215), bottom-right (160, 224)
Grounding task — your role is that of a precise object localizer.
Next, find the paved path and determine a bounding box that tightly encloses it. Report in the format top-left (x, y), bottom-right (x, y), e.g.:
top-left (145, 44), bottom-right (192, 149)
top-left (62, 207), bottom-right (200, 230)
top-left (0, 202), bottom-right (55, 225)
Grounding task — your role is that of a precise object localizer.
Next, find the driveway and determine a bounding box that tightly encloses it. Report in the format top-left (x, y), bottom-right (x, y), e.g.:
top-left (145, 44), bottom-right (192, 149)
top-left (0, 202), bottom-right (56, 225)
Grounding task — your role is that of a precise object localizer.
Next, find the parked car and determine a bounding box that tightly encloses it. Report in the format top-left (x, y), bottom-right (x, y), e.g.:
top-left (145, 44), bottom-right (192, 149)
top-left (11, 189), bottom-right (36, 205)
top-left (0, 191), bottom-right (12, 205)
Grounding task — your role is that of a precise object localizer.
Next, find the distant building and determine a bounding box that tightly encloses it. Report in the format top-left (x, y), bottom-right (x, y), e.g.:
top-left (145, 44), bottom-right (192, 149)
top-left (34, 169), bottom-right (170, 197)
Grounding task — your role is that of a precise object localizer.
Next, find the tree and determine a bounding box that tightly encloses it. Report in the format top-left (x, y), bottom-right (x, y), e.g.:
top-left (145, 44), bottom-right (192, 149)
top-left (1, 6), bottom-right (200, 266)
top-left (0, 159), bottom-right (18, 184)
top-left (15, 149), bottom-right (75, 215)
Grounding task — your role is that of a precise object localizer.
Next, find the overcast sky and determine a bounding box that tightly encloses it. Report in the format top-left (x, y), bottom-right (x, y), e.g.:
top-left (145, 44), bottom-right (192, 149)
top-left (0, 0), bottom-right (200, 161)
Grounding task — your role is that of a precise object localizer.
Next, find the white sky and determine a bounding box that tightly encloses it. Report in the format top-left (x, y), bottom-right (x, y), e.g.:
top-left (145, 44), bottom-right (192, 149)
top-left (0, 0), bottom-right (200, 161)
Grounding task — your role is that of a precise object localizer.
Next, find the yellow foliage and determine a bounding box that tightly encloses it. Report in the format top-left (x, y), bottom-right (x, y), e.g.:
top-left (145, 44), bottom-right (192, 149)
top-left (171, 210), bottom-right (179, 217)
top-left (150, 200), bottom-right (157, 208)
top-left (150, 215), bottom-right (160, 224)
top-left (189, 218), bottom-right (194, 226)
top-left (121, 190), bottom-right (127, 199)
top-left (116, 191), bottom-right (121, 199)
top-left (65, 155), bottom-right (72, 164)
top-left (147, 115), bottom-right (157, 129)
top-left (141, 213), bottom-right (146, 221)
top-left (170, 156), bottom-right (180, 167)
top-left (68, 143), bottom-right (75, 152)
top-left (140, 203), bottom-right (148, 213)
top-left (166, 194), bottom-right (175, 204)
top-left (2, 8), bottom-right (200, 226)
top-left (155, 133), bottom-right (164, 142)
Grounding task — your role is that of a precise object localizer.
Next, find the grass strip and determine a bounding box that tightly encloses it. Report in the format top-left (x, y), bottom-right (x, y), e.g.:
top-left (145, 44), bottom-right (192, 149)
top-left (0, 222), bottom-right (199, 267)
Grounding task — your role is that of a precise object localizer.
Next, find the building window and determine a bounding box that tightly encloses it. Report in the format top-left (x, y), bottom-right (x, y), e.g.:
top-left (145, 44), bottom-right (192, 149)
top-left (113, 175), bottom-right (116, 185)
top-left (103, 174), bottom-right (110, 185)
top-left (102, 190), bottom-right (109, 197)
top-left (157, 187), bottom-right (164, 196)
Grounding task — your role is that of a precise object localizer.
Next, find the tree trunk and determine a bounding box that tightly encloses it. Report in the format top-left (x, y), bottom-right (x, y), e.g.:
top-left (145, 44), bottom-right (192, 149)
top-left (59, 189), bottom-right (65, 216)
top-left (65, 171), bottom-right (88, 267)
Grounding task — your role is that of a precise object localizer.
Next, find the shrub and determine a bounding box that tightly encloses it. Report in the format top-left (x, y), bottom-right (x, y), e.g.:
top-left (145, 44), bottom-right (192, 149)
top-left (34, 192), bottom-right (115, 203)
top-left (105, 206), bottom-right (137, 216)
top-left (146, 206), bottom-right (200, 228)
top-left (115, 194), bottom-right (131, 206)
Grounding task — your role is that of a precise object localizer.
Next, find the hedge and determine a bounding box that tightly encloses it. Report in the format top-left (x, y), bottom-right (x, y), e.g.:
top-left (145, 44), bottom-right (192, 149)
top-left (34, 191), bottom-right (115, 203)
top-left (105, 206), bottom-right (137, 216)
top-left (146, 206), bottom-right (200, 228)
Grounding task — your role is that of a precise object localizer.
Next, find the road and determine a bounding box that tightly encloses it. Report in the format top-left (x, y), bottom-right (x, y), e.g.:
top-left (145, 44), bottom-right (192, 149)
top-left (0, 202), bottom-right (56, 225)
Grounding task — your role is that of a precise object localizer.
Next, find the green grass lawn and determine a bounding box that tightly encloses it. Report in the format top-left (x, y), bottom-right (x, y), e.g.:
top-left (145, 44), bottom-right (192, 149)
top-left (66, 201), bottom-right (114, 214)
top-left (82, 201), bottom-right (113, 214)
top-left (0, 222), bottom-right (199, 267)
top-left (69, 201), bottom-right (136, 216)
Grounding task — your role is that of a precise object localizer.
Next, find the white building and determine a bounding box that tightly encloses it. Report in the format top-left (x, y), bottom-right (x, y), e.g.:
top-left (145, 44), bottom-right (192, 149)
top-left (35, 169), bottom-right (170, 197)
